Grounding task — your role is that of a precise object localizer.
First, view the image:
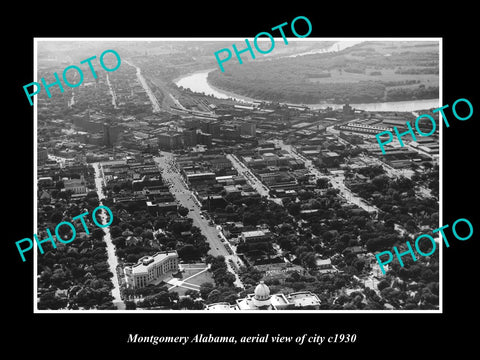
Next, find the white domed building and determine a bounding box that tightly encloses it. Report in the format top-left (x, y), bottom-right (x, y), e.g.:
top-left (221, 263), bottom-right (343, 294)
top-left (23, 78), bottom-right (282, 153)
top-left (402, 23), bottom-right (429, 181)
top-left (205, 280), bottom-right (322, 311)
top-left (235, 281), bottom-right (291, 310)
top-left (252, 281), bottom-right (272, 308)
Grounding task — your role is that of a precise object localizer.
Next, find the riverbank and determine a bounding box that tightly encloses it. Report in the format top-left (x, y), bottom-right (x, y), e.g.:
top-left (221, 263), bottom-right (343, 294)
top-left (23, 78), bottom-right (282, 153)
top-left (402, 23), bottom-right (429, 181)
top-left (175, 69), bottom-right (439, 112)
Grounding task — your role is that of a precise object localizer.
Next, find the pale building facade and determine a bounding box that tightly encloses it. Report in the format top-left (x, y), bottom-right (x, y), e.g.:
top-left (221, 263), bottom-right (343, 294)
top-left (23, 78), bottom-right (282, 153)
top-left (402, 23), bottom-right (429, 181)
top-left (124, 251), bottom-right (179, 289)
top-left (205, 280), bottom-right (322, 311)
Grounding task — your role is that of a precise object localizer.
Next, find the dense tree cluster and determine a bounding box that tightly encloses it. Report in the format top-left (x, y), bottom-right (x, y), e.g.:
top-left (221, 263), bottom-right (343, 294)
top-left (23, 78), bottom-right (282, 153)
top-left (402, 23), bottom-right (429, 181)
top-left (238, 265), bottom-right (264, 287)
top-left (229, 195), bottom-right (295, 228)
top-left (137, 286), bottom-right (179, 309)
top-left (246, 156), bottom-right (439, 309)
top-left (108, 204), bottom-right (210, 265)
top-left (208, 42), bottom-right (438, 104)
top-left (38, 200), bottom-right (113, 309)
top-left (206, 255), bottom-right (236, 287)
top-left (199, 256), bottom-right (240, 305)
top-left (347, 168), bottom-right (438, 230)
top-left (37, 193), bottom-right (116, 310)
top-left (375, 256), bottom-right (439, 310)
top-left (412, 164), bottom-right (439, 198)
top-left (386, 85), bottom-right (439, 101)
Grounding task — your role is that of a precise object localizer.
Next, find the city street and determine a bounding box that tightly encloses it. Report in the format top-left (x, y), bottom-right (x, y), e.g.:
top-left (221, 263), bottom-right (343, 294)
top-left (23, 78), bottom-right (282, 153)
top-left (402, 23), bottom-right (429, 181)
top-left (226, 153), bottom-right (283, 206)
top-left (124, 60), bottom-right (161, 113)
top-left (105, 72), bottom-right (118, 109)
top-left (92, 162), bottom-right (125, 310)
top-left (154, 152), bottom-right (244, 288)
top-left (361, 154), bottom-right (432, 199)
top-left (273, 140), bottom-right (416, 239)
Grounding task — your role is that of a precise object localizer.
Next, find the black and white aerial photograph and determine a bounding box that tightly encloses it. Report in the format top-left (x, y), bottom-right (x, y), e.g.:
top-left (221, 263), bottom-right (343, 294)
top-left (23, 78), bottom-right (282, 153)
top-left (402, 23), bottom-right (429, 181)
top-left (34, 38), bottom-right (442, 312)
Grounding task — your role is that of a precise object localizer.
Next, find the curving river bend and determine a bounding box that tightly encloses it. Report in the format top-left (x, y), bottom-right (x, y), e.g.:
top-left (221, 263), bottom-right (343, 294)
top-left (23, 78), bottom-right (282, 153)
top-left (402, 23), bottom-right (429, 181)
top-left (174, 40), bottom-right (440, 112)
top-left (175, 70), bottom-right (439, 112)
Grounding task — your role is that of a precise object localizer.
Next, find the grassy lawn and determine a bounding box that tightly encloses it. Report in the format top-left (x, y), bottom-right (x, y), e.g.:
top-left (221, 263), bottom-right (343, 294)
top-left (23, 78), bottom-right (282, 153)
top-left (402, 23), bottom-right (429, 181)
top-left (184, 270), bottom-right (214, 286)
top-left (169, 263), bottom-right (214, 296)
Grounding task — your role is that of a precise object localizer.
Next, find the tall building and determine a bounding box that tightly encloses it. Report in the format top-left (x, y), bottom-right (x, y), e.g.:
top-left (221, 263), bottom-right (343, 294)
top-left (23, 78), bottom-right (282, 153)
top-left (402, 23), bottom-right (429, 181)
top-left (73, 116), bottom-right (104, 132)
top-left (342, 103), bottom-right (355, 120)
top-left (38, 147), bottom-right (48, 165)
top-left (103, 123), bottom-right (122, 147)
top-left (124, 251), bottom-right (179, 289)
top-left (222, 125), bottom-right (241, 139)
top-left (158, 131), bottom-right (184, 150)
top-left (183, 129), bottom-right (198, 147)
top-left (197, 132), bottom-right (212, 147)
top-left (207, 121), bottom-right (221, 137)
top-left (241, 122), bottom-right (257, 137)
top-left (184, 118), bottom-right (200, 130)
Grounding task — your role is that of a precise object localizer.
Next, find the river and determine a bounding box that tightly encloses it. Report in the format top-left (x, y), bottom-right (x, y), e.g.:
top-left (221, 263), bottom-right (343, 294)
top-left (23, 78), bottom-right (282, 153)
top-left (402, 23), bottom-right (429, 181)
top-left (175, 70), bottom-right (439, 112)
top-left (174, 39), bottom-right (439, 112)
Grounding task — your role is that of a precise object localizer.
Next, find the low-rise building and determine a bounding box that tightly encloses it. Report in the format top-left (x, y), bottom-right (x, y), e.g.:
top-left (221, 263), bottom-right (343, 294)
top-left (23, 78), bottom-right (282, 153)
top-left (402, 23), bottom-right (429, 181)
top-left (63, 175), bottom-right (87, 194)
top-left (204, 302), bottom-right (238, 311)
top-left (287, 291), bottom-right (321, 309)
top-left (206, 281), bottom-right (322, 311)
top-left (316, 258), bottom-right (337, 274)
top-left (241, 230), bottom-right (271, 243)
top-left (124, 251), bottom-right (179, 289)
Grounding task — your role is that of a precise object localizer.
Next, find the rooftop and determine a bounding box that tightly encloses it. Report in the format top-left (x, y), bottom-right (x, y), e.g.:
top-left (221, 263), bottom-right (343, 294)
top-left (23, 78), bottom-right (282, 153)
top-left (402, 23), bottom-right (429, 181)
top-left (287, 291), bottom-right (321, 307)
top-left (131, 251), bottom-right (178, 276)
top-left (242, 230), bottom-right (268, 238)
top-left (186, 172), bottom-right (216, 178)
top-left (316, 258), bottom-right (332, 266)
top-left (205, 302), bottom-right (237, 311)
top-left (235, 293), bottom-right (290, 310)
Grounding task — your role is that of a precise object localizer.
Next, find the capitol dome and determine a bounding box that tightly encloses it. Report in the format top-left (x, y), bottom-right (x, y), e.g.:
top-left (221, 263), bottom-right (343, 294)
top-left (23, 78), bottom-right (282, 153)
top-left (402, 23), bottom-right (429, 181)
top-left (254, 281), bottom-right (270, 300)
top-left (253, 281), bottom-right (271, 307)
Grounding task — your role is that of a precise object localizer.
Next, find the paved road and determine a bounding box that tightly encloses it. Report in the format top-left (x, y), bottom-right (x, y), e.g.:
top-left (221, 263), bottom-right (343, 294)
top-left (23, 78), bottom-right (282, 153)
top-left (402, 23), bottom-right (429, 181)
top-left (124, 60), bottom-right (161, 113)
top-left (154, 153), bottom-right (227, 256)
top-left (226, 153), bottom-right (283, 206)
top-left (125, 59), bottom-right (190, 113)
top-left (361, 154), bottom-right (432, 199)
top-left (105, 72), bottom-right (118, 109)
top-left (93, 162), bottom-right (125, 310)
top-left (273, 142), bottom-right (416, 238)
top-left (154, 152), bottom-right (244, 288)
top-left (274, 139), bottom-right (379, 214)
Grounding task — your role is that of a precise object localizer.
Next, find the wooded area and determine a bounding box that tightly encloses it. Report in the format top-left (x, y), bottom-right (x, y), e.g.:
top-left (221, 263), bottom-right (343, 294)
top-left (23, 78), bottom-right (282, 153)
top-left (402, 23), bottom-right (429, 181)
top-left (208, 41), bottom-right (439, 104)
